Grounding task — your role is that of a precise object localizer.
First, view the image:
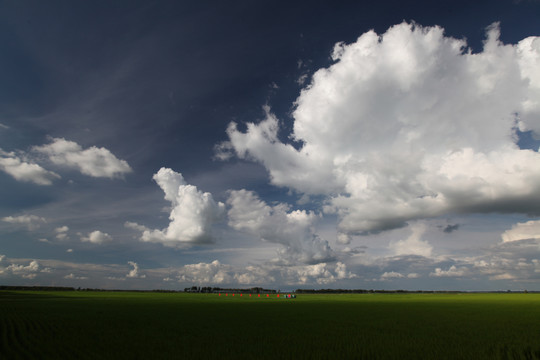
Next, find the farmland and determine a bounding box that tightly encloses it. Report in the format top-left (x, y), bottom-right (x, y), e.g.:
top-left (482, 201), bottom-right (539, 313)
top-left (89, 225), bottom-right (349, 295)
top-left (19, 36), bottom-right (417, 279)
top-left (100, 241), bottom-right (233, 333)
top-left (1, 291), bottom-right (540, 359)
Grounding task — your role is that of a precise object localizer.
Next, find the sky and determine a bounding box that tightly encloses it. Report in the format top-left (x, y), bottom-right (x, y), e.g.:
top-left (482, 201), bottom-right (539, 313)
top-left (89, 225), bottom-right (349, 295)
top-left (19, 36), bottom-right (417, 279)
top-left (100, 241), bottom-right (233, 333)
top-left (1, 0), bottom-right (540, 291)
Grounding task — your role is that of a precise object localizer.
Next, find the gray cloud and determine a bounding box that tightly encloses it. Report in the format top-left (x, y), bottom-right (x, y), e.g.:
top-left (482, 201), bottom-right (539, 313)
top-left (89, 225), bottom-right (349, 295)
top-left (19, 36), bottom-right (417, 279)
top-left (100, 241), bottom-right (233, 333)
top-left (227, 189), bottom-right (334, 264)
top-left (442, 224), bottom-right (460, 233)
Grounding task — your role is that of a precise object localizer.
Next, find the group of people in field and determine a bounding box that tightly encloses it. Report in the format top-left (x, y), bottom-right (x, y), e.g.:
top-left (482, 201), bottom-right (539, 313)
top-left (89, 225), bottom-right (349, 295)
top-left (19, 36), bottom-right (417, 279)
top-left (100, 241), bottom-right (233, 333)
top-left (270, 293), bottom-right (297, 298)
top-left (218, 292), bottom-right (297, 298)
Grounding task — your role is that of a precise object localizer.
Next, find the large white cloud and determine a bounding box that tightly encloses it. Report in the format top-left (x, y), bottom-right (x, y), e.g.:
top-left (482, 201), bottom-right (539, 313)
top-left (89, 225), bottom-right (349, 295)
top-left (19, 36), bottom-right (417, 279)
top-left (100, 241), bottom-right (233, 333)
top-left (220, 22), bottom-right (540, 236)
top-left (501, 220), bottom-right (540, 242)
top-left (516, 35), bottom-right (540, 135)
top-left (0, 149), bottom-right (60, 185)
top-left (227, 189), bottom-right (333, 264)
top-left (34, 138), bottom-right (131, 179)
top-left (126, 168), bottom-right (225, 246)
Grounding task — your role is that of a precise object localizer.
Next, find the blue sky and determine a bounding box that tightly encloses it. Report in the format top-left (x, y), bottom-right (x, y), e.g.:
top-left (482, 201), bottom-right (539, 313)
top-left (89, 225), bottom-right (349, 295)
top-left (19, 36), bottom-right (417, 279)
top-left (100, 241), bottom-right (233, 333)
top-left (1, 0), bottom-right (540, 290)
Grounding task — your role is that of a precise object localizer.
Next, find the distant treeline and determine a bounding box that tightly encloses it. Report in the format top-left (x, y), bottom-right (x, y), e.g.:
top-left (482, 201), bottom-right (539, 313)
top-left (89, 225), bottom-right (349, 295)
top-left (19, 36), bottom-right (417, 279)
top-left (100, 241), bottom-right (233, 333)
top-left (1, 285), bottom-right (276, 294)
top-left (185, 286), bottom-right (277, 293)
top-left (0, 285), bottom-right (76, 291)
top-left (0, 285), bottom-right (181, 293)
top-left (1, 285), bottom-right (534, 294)
top-left (295, 289), bottom-right (464, 294)
top-left (295, 289), bottom-right (536, 294)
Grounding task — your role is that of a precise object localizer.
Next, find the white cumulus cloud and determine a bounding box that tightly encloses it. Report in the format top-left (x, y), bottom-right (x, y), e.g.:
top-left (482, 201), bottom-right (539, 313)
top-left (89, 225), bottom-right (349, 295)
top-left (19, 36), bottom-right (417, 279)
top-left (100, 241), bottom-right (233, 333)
top-left (3, 260), bottom-right (42, 279)
top-left (389, 223), bottom-right (433, 257)
top-left (335, 261), bottom-right (356, 279)
top-left (55, 226), bottom-right (69, 233)
top-left (81, 230), bottom-right (112, 244)
top-left (220, 22), bottom-right (540, 236)
top-left (430, 265), bottom-right (468, 277)
top-left (126, 168), bottom-right (225, 246)
top-left (227, 189), bottom-right (333, 264)
top-left (178, 260), bottom-right (232, 284)
top-left (55, 226), bottom-right (69, 240)
top-left (501, 220), bottom-right (540, 242)
top-left (0, 149), bottom-right (60, 185)
top-left (282, 262), bottom-right (355, 285)
top-left (34, 138), bottom-right (131, 179)
top-left (168, 260), bottom-right (354, 286)
top-left (126, 261), bottom-right (146, 279)
top-left (234, 265), bottom-right (276, 285)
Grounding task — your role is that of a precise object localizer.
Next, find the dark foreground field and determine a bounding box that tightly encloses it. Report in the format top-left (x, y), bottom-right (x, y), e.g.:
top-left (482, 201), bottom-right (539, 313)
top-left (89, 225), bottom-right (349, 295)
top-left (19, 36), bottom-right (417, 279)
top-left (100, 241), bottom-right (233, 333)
top-left (1, 291), bottom-right (540, 359)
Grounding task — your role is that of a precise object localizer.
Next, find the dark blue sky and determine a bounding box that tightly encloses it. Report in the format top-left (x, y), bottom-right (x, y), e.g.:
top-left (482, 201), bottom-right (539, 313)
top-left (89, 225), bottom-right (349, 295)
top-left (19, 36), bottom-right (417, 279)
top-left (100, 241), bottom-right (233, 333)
top-left (1, 0), bottom-right (540, 290)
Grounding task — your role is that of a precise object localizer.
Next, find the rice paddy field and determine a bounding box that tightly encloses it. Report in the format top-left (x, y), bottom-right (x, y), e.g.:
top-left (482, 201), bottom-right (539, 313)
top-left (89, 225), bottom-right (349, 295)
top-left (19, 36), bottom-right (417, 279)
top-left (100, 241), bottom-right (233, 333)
top-left (1, 291), bottom-right (540, 359)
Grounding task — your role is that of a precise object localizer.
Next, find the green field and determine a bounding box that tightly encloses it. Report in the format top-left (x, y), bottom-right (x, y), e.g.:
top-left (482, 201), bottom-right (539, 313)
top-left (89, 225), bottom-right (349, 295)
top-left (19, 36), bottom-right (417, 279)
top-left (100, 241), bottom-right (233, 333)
top-left (1, 291), bottom-right (540, 359)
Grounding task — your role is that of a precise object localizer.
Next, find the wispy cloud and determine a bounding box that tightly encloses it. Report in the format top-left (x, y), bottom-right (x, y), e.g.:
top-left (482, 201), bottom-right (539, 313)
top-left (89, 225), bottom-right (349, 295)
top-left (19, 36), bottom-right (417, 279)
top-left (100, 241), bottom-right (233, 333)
top-left (2, 214), bottom-right (46, 230)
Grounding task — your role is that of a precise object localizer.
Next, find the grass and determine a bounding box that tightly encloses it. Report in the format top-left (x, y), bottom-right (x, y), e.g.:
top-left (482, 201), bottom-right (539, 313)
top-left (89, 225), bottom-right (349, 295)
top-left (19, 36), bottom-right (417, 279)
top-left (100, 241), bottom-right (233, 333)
top-left (1, 291), bottom-right (540, 359)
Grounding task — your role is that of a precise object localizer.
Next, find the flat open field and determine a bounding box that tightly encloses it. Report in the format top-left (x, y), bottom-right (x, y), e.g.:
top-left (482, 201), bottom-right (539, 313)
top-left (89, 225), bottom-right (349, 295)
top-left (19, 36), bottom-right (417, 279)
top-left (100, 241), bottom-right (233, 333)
top-left (1, 291), bottom-right (540, 359)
